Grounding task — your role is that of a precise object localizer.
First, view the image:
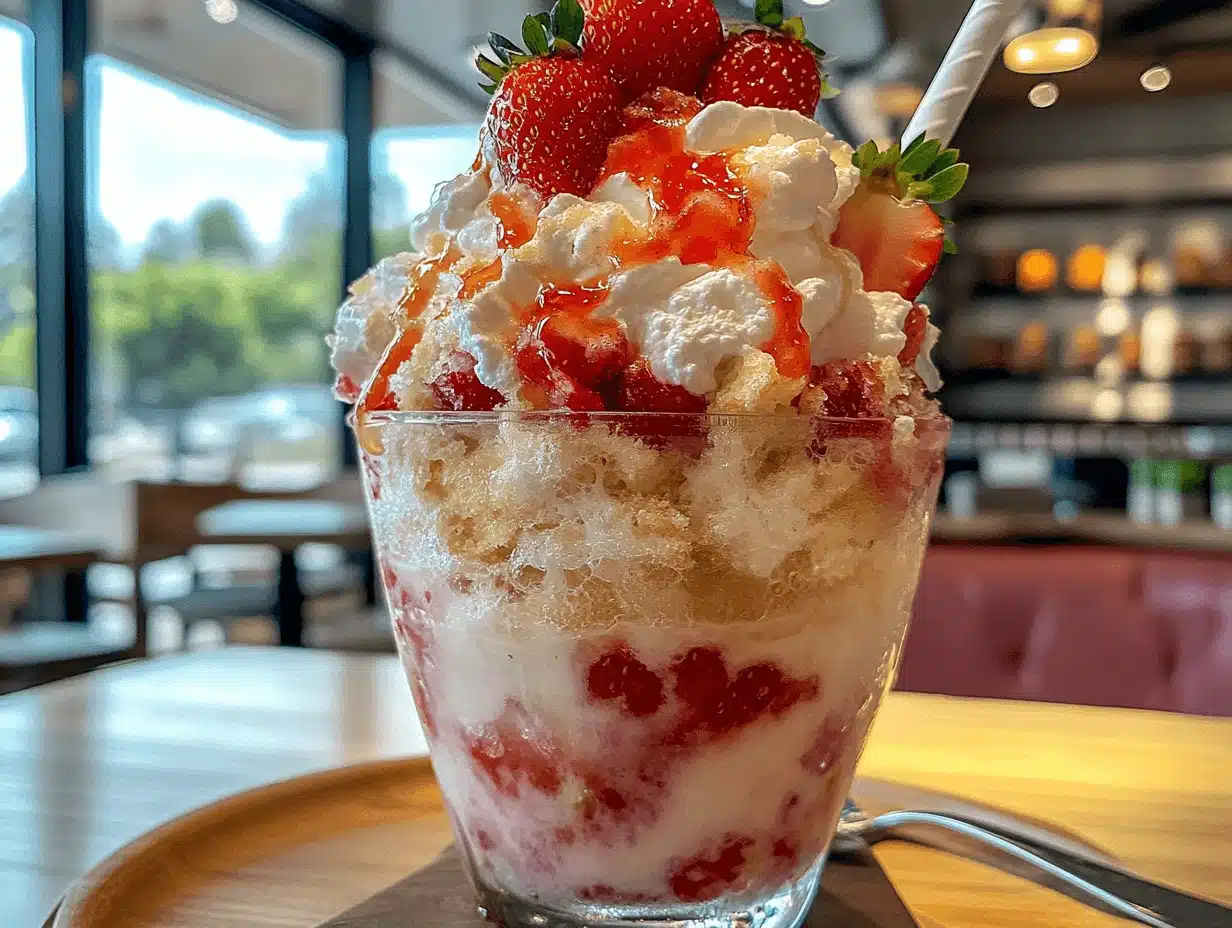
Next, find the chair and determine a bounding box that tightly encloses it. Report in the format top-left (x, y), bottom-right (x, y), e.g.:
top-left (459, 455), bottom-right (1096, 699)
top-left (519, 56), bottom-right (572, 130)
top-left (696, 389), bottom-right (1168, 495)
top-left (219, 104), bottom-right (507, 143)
top-left (0, 474), bottom-right (137, 691)
top-left (131, 476), bottom-right (371, 649)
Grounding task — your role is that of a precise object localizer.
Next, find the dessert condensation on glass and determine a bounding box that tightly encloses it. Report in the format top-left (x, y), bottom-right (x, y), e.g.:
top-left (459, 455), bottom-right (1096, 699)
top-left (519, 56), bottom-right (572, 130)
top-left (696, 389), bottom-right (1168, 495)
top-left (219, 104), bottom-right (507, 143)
top-left (329, 2), bottom-right (961, 924)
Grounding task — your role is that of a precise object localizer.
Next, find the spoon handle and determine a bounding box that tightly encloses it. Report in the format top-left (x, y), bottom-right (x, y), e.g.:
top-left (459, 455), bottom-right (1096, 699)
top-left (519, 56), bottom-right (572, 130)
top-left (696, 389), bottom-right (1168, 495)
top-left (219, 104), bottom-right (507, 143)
top-left (859, 811), bottom-right (1231, 928)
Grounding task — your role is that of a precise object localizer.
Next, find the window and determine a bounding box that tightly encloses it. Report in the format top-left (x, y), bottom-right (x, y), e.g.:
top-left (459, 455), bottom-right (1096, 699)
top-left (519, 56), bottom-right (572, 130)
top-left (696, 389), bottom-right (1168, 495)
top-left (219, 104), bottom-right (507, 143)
top-left (87, 0), bottom-right (344, 486)
top-left (371, 52), bottom-right (482, 262)
top-left (0, 14), bottom-right (36, 497)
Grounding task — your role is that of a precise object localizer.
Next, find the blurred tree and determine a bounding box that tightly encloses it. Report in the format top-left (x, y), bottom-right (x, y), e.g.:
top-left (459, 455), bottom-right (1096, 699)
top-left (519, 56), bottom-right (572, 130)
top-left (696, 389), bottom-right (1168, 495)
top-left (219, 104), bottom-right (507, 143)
top-left (0, 180), bottom-right (34, 266)
top-left (88, 215), bottom-right (125, 269)
top-left (191, 199), bottom-right (256, 263)
top-left (0, 322), bottom-right (34, 388)
top-left (142, 219), bottom-right (194, 265)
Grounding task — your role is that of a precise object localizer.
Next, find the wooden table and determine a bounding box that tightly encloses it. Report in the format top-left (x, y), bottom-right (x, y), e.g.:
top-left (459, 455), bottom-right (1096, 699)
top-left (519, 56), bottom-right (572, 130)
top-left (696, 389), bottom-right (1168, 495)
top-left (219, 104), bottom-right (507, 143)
top-left (197, 502), bottom-right (371, 647)
top-left (2, 649), bottom-right (1229, 928)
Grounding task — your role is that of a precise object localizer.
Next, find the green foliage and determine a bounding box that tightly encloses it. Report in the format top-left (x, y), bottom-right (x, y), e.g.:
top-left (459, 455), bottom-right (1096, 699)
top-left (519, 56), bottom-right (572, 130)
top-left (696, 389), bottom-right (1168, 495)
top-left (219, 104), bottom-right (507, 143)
top-left (92, 259), bottom-right (335, 410)
top-left (0, 321), bottom-right (34, 389)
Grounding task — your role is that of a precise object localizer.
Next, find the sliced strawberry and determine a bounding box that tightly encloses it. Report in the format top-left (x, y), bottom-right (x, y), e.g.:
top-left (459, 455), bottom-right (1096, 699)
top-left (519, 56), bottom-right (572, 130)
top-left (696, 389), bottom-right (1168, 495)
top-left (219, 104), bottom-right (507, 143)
top-left (333, 373), bottom-right (360, 403)
top-left (478, 4), bottom-right (622, 198)
top-left (899, 304), bottom-right (929, 365)
top-left (581, 0), bottom-right (725, 100)
top-left (429, 350), bottom-right (505, 411)
top-left (523, 310), bottom-right (631, 389)
top-left (700, 1), bottom-right (832, 116)
top-left (832, 188), bottom-right (944, 301)
top-left (831, 136), bottom-right (969, 300)
top-left (585, 643), bottom-right (666, 718)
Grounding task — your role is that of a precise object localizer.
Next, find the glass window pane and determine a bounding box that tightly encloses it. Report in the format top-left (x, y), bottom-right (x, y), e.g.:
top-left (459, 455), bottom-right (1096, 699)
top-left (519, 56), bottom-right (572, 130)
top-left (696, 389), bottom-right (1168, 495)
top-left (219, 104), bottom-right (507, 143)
top-left (372, 52), bottom-right (482, 263)
top-left (0, 14), bottom-right (36, 497)
top-left (88, 0), bottom-right (344, 486)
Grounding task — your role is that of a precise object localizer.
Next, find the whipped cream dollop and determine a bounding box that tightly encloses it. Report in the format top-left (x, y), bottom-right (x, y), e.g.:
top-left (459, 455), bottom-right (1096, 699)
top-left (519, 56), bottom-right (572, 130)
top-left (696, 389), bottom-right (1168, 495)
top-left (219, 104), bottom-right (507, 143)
top-left (330, 100), bottom-right (942, 406)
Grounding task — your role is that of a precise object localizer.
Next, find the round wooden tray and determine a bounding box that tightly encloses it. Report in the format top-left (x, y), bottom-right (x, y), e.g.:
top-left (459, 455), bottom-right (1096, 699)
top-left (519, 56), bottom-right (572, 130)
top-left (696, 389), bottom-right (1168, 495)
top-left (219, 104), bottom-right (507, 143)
top-left (51, 759), bottom-right (1115, 928)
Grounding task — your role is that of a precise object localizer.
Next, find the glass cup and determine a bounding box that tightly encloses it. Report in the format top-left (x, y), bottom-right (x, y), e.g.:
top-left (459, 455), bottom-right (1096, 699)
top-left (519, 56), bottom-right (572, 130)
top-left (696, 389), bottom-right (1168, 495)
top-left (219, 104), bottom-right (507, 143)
top-left (358, 410), bottom-right (948, 928)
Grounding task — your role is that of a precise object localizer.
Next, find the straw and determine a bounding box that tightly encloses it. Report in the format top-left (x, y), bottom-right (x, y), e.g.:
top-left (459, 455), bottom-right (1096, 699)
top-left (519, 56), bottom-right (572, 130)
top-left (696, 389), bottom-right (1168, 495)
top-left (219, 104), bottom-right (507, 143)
top-left (901, 0), bottom-right (1031, 148)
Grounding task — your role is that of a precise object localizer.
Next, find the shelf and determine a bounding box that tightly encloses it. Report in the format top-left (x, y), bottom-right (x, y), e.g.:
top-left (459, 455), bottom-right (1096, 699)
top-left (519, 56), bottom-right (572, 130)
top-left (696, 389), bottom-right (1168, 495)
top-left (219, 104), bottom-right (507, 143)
top-left (946, 419), bottom-right (1232, 460)
top-left (940, 378), bottom-right (1232, 428)
top-left (932, 513), bottom-right (1232, 554)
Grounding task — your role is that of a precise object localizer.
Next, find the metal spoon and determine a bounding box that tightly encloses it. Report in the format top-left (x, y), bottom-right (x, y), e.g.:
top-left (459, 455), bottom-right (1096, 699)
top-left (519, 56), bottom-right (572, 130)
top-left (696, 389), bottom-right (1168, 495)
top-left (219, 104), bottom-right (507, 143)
top-left (834, 801), bottom-right (1232, 928)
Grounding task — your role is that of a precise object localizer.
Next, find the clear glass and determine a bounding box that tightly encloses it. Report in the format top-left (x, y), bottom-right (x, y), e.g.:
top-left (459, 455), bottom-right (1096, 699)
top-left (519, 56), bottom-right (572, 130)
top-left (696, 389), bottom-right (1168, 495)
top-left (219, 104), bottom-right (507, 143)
top-left (0, 14), bottom-right (37, 498)
top-left (86, 0), bottom-right (343, 485)
top-left (360, 410), bottom-right (948, 928)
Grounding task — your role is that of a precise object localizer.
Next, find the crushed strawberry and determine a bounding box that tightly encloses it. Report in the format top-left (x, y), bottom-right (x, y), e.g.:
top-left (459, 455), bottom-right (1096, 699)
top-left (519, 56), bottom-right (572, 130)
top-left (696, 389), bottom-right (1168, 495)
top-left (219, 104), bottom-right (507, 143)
top-left (899, 304), bottom-right (929, 366)
top-left (668, 657), bottom-right (820, 748)
top-left (466, 701), bottom-right (565, 798)
top-left (617, 360), bottom-right (707, 413)
top-left (586, 643), bottom-right (667, 718)
top-left (799, 716), bottom-right (850, 777)
top-left (669, 646), bottom-right (729, 710)
top-left (333, 373), bottom-right (361, 403)
top-left (429, 350), bottom-right (505, 411)
top-left (618, 87), bottom-right (704, 136)
top-left (667, 834), bottom-right (755, 902)
top-left (808, 360), bottom-right (886, 420)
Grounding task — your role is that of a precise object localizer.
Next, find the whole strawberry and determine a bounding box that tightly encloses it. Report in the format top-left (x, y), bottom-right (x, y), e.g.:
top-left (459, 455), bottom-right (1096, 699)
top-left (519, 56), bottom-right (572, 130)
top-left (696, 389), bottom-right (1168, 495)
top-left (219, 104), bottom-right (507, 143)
top-left (581, 0), bottom-right (725, 100)
top-left (478, 0), bottom-right (621, 198)
top-left (701, 0), bottom-right (835, 117)
top-left (831, 136), bottom-right (970, 300)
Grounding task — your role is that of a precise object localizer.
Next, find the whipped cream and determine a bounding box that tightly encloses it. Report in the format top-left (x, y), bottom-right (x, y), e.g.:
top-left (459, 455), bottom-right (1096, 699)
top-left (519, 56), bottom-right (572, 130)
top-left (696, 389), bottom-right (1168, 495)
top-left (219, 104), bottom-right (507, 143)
top-left (330, 100), bottom-right (943, 408)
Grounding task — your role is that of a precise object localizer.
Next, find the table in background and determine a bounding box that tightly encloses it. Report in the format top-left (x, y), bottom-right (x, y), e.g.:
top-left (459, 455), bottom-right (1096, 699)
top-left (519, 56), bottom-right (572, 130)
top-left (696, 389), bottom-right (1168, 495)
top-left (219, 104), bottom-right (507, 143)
top-left (2, 648), bottom-right (1229, 928)
top-left (197, 501), bottom-right (370, 646)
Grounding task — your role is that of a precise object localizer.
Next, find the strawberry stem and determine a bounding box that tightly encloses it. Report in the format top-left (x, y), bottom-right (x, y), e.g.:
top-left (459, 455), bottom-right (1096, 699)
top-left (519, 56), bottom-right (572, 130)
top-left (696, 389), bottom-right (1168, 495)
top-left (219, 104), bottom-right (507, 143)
top-left (475, 0), bottom-right (586, 95)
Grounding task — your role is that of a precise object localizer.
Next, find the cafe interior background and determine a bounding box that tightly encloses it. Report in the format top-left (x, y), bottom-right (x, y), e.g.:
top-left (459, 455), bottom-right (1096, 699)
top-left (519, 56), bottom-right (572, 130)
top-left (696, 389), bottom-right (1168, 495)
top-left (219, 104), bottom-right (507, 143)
top-left (1, 0), bottom-right (1230, 704)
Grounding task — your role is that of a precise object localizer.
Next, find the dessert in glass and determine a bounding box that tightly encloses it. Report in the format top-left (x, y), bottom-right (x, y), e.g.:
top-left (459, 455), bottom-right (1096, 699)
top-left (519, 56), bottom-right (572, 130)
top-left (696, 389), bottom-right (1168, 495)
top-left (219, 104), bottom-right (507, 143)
top-left (329, 1), bottom-right (964, 924)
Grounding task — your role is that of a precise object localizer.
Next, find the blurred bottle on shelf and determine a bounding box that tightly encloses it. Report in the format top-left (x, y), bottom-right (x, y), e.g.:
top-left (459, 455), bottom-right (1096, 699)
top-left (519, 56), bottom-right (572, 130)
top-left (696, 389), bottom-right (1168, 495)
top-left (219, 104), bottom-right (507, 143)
top-left (1213, 465), bottom-right (1232, 530)
top-left (1067, 244), bottom-right (1106, 293)
top-left (984, 250), bottom-right (1019, 292)
top-left (1128, 460), bottom-right (1155, 524)
top-left (1017, 249), bottom-right (1059, 293)
top-left (1119, 330), bottom-right (1142, 374)
top-left (1064, 326), bottom-right (1102, 373)
top-left (1154, 460), bottom-right (1208, 526)
top-left (1011, 321), bottom-right (1050, 373)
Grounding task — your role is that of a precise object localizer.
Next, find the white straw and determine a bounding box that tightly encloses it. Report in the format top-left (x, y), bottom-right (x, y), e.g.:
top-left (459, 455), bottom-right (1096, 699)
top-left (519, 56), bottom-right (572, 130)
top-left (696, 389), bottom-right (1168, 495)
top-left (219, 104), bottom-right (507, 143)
top-left (902, 0), bottom-right (1030, 149)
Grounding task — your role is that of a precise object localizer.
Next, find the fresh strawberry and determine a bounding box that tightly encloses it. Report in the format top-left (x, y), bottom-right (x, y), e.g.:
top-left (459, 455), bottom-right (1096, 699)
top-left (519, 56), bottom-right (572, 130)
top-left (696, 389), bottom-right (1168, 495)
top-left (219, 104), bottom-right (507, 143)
top-left (899, 304), bottom-right (929, 365)
top-left (831, 136), bottom-right (969, 300)
top-left (581, 0), bottom-right (725, 100)
top-left (700, 0), bottom-right (835, 117)
top-left (477, 1), bottom-right (622, 198)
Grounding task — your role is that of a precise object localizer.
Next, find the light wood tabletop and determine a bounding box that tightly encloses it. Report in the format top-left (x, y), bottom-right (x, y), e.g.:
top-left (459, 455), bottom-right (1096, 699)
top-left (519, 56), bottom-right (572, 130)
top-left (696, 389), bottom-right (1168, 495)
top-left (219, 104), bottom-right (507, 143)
top-left (2, 648), bottom-right (1229, 928)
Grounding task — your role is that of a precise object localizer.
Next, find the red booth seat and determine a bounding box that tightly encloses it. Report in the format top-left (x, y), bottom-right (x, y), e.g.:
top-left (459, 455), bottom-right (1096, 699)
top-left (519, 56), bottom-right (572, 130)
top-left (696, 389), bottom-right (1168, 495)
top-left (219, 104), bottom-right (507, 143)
top-left (897, 546), bottom-right (1232, 717)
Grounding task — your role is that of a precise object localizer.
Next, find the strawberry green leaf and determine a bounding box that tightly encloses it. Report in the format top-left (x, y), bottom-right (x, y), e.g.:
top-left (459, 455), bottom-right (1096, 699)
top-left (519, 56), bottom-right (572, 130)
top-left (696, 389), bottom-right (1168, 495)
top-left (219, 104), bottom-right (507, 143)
top-left (902, 133), bottom-right (928, 159)
top-left (522, 15), bottom-right (550, 56)
top-left (478, 81), bottom-right (499, 96)
top-left (551, 0), bottom-right (584, 47)
top-left (905, 180), bottom-right (933, 201)
top-left (920, 163), bottom-right (969, 203)
top-left (899, 137), bottom-right (941, 177)
top-left (804, 37), bottom-right (826, 57)
top-left (874, 143), bottom-right (901, 171)
top-left (756, 0), bottom-right (785, 28)
top-left (928, 149), bottom-right (960, 176)
top-left (943, 238), bottom-right (959, 256)
top-left (820, 73), bottom-right (841, 99)
top-left (475, 53), bottom-right (507, 84)
top-left (782, 16), bottom-right (807, 40)
top-left (853, 140), bottom-right (878, 175)
top-left (488, 32), bottom-right (523, 66)
top-left (535, 11), bottom-right (552, 31)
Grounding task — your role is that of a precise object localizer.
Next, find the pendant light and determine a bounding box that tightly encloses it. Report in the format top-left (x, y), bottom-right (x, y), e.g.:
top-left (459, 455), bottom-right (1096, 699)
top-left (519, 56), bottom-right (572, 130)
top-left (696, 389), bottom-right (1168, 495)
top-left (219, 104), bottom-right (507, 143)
top-left (1005, 0), bottom-right (1101, 75)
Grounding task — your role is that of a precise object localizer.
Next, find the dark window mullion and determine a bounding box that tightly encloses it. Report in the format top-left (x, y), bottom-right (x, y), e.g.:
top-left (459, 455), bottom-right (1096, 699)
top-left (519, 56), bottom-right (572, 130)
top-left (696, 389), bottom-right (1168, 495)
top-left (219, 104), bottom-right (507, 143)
top-left (340, 48), bottom-right (373, 469)
top-left (32, 0), bottom-right (89, 475)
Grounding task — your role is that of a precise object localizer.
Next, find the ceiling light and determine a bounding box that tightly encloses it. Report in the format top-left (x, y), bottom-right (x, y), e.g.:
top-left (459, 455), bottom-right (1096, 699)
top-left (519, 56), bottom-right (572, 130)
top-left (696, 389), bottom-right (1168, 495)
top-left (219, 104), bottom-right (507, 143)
top-left (1029, 82), bottom-right (1060, 108)
top-left (799, 0), bottom-right (833, 5)
top-left (1141, 65), bottom-right (1172, 92)
top-left (1005, 27), bottom-right (1098, 73)
top-left (205, 0), bottom-right (237, 24)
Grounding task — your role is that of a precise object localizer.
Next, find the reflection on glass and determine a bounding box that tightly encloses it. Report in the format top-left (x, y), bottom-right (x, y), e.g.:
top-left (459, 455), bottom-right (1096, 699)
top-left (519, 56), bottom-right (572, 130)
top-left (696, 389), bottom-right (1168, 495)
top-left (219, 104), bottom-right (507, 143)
top-left (372, 52), bottom-right (482, 263)
top-left (0, 16), bottom-right (37, 496)
top-left (87, 0), bottom-right (344, 485)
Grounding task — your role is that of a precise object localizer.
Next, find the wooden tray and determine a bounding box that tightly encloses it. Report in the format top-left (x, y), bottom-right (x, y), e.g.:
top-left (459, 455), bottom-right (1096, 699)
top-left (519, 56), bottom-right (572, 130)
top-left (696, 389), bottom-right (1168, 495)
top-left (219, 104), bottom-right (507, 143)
top-left (51, 758), bottom-right (1114, 928)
